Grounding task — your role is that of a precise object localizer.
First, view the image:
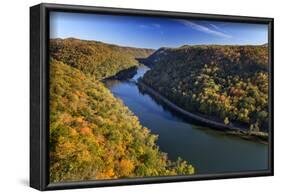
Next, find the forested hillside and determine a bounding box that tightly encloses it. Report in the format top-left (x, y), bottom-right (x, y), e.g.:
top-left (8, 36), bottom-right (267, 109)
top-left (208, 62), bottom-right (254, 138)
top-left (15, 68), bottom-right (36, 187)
top-left (50, 38), bottom-right (154, 80)
top-left (49, 39), bottom-right (194, 183)
top-left (142, 45), bottom-right (269, 132)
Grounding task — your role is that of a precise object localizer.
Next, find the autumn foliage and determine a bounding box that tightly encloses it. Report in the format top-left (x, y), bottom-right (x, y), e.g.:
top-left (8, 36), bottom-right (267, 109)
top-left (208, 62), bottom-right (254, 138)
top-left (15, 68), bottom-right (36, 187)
top-left (50, 38), bottom-right (154, 80)
top-left (49, 39), bottom-right (194, 183)
top-left (142, 45), bottom-right (269, 132)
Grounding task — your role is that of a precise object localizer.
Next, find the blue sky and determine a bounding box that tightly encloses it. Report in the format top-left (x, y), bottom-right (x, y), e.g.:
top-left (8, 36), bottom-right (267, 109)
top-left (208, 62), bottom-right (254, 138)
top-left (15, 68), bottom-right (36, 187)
top-left (50, 11), bottom-right (268, 49)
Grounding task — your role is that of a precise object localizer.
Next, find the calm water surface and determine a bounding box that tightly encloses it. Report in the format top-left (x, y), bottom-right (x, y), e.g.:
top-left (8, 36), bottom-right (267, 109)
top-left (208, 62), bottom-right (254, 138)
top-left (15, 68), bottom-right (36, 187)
top-left (105, 65), bottom-right (268, 174)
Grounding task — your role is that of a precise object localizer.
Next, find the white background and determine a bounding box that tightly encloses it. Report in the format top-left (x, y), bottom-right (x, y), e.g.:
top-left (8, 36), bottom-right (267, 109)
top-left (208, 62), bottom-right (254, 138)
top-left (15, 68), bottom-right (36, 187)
top-left (0, 0), bottom-right (279, 193)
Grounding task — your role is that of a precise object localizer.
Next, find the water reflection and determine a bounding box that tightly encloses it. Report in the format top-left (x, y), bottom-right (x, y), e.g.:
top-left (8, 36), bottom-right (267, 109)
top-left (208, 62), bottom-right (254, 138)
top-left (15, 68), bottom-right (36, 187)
top-left (105, 66), bottom-right (268, 174)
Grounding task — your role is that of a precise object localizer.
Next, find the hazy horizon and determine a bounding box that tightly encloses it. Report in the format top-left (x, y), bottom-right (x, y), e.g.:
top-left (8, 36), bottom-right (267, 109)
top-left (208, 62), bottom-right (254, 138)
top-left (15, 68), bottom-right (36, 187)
top-left (50, 37), bottom-right (268, 50)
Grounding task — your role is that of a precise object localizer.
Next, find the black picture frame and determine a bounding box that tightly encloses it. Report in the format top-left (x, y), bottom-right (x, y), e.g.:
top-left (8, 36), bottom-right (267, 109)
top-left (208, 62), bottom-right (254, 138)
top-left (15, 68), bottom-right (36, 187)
top-left (30, 3), bottom-right (274, 191)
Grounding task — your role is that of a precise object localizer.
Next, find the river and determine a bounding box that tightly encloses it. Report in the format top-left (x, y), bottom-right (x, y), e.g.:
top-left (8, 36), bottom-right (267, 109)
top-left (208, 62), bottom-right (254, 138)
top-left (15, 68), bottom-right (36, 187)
top-left (104, 65), bottom-right (268, 174)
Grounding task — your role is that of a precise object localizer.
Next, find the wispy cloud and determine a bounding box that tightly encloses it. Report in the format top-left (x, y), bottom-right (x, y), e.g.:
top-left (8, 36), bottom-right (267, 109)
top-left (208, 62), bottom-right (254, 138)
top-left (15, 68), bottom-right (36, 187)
top-left (152, 23), bottom-right (161, 28)
top-left (139, 23), bottom-right (161, 29)
top-left (177, 20), bottom-right (232, 38)
top-left (209, 23), bottom-right (220, 31)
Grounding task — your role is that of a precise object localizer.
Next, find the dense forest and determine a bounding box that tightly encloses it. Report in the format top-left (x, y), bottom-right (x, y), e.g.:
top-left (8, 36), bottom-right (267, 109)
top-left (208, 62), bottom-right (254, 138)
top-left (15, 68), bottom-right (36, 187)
top-left (49, 39), bottom-right (194, 183)
top-left (49, 37), bottom-right (269, 182)
top-left (142, 45), bottom-right (269, 132)
top-left (50, 38), bottom-right (154, 80)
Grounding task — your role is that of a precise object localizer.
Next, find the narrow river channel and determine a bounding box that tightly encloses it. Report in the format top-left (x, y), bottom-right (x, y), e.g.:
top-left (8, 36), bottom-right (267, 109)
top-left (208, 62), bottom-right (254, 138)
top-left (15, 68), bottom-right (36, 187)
top-left (104, 65), bottom-right (268, 174)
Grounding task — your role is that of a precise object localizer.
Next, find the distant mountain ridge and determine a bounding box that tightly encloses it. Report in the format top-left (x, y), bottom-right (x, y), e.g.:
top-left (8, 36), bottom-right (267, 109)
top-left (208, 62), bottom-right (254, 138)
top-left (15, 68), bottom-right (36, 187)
top-left (143, 44), bottom-right (268, 71)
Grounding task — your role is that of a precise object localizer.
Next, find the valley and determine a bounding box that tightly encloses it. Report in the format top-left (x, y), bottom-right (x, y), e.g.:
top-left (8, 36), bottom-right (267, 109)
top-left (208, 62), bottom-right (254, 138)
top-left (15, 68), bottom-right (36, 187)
top-left (49, 38), bottom-right (269, 182)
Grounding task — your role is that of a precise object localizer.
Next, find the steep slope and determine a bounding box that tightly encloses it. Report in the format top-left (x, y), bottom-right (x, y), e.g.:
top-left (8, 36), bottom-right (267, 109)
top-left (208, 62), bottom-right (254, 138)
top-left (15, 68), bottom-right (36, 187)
top-left (50, 38), bottom-right (154, 80)
top-left (142, 45), bottom-right (269, 132)
top-left (49, 59), bottom-right (194, 182)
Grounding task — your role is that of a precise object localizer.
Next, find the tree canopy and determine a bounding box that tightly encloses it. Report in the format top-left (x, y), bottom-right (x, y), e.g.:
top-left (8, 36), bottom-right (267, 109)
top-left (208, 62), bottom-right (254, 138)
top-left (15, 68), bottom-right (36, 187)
top-left (142, 45), bottom-right (269, 132)
top-left (49, 39), bottom-right (194, 183)
top-left (50, 38), bottom-right (154, 80)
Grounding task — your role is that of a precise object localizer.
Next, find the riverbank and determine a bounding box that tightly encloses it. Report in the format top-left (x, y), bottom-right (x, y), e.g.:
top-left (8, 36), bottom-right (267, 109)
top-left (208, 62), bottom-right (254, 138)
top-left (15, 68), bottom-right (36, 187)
top-left (138, 80), bottom-right (268, 143)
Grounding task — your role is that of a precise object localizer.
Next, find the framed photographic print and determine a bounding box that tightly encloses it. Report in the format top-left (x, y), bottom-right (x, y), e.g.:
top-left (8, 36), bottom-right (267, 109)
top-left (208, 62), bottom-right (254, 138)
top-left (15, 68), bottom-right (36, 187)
top-left (30, 3), bottom-right (274, 191)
